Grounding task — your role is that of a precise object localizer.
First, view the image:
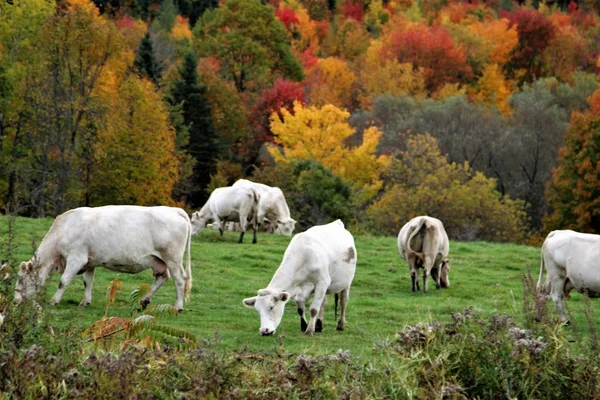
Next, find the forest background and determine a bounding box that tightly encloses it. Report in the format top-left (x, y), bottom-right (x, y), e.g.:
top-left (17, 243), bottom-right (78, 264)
top-left (2, 0), bottom-right (600, 242)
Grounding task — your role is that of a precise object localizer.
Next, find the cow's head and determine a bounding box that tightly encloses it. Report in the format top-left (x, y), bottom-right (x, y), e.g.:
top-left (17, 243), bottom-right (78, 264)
top-left (190, 211), bottom-right (208, 235)
top-left (276, 218), bottom-right (296, 237)
top-left (243, 289), bottom-right (290, 336)
top-left (15, 260), bottom-right (38, 303)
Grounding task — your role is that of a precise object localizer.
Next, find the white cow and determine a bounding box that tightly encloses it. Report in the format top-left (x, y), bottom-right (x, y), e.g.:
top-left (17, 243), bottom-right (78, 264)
top-left (398, 216), bottom-right (450, 293)
top-left (191, 186), bottom-right (260, 243)
top-left (14, 206), bottom-right (192, 311)
top-left (233, 179), bottom-right (296, 236)
top-left (538, 230), bottom-right (600, 321)
top-left (243, 220), bottom-right (357, 336)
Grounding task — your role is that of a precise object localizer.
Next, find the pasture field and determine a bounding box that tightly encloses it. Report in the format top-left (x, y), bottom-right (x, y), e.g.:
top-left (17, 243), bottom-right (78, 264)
top-left (2, 216), bottom-right (599, 358)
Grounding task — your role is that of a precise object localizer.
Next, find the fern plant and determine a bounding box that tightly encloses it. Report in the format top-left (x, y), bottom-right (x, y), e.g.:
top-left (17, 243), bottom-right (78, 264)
top-left (83, 279), bottom-right (198, 351)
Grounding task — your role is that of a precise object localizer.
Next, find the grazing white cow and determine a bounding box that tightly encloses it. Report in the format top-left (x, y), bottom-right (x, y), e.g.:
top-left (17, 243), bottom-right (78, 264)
top-left (243, 220), bottom-right (357, 336)
top-left (233, 179), bottom-right (296, 236)
top-left (14, 206), bottom-right (192, 311)
top-left (191, 186), bottom-right (260, 243)
top-left (398, 216), bottom-right (450, 293)
top-left (538, 230), bottom-right (600, 321)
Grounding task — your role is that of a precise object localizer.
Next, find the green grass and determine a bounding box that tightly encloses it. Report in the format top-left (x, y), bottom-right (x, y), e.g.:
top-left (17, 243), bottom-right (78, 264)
top-left (2, 216), bottom-right (599, 357)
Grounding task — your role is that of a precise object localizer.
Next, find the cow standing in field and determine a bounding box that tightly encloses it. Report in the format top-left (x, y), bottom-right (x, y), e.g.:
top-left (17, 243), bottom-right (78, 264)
top-left (538, 230), bottom-right (600, 321)
top-left (398, 216), bottom-right (450, 293)
top-left (232, 179), bottom-right (296, 236)
top-left (190, 186), bottom-right (260, 243)
top-left (14, 206), bottom-right (193, 311)
top-left (243, 220), bottom-right (357, 336)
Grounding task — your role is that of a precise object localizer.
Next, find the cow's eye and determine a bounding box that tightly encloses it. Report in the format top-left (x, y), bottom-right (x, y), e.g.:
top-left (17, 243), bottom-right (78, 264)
top-left (269, 306), bottom-right (274, 311)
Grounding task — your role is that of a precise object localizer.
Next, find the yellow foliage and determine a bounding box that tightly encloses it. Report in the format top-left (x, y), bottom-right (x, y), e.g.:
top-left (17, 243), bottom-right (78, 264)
top-left (360, 39), bottom-right (426, 101)
top-left (469, 19), bottom-right (518, 67)
top-left (269, 102), bottom-right (389, 201)
top-left (473, 63), bottom-right (512, 115)
top-left (308, 57), bottom-right (356, 109)
top-left (171, 15), bottom-right (192, 40)
top-left (432, 83), bottom-right (466, 100)
top-left (93, 77), bottom-right (180, 206)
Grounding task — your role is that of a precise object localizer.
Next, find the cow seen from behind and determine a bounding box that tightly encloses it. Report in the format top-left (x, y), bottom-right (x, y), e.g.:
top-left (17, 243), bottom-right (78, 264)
top-left (398, 216), bottom-right (450, 293)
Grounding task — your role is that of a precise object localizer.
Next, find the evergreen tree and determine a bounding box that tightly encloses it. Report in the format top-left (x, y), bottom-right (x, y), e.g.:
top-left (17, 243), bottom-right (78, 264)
top-left (134, 32), bottom-right (162, 87)
top-left (176, 0), bottom-right (218, 27)
top-left (169, 51), bottom-right (218, 207)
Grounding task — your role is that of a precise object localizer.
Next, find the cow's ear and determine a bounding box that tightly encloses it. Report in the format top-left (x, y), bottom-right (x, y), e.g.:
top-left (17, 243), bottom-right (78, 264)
top-left (263, 218), bottom-right (271, 226)
top-left (243, 297), bottom-right (257, 308)
top-left (278, 291), bottom-right (290, 303)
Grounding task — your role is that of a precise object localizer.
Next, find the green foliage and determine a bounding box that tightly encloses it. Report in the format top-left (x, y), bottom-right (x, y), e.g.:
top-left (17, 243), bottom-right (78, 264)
top-left (367, 134), bottom-right (528, 241)
top-left (193, 0), bottom-right (304, 93)
top-left (252, 160), bottom-right (357, 231)
top-left (134, 32), bottom-right (163, 86)
top-left (153, 0), bottom-right (178, 32)
top-left (168, 51), bottom-right (218, 207)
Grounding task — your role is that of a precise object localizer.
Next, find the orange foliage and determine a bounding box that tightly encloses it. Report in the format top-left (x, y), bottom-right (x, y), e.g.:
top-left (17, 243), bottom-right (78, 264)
top-left (473, 63), bottom-right (512, 114)
top-left (468, 18), bottom-right (518, 67)
top-left (307, 57), bottom-right (356, 109)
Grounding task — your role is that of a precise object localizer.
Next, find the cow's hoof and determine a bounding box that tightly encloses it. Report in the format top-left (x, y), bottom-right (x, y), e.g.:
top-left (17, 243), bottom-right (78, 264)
top-left (304, 329), bottom-right (315, 336)
top-left (176, 308), bottom-right (183, 314)
top-left (315, 319), bottom-right (323, 332)
top-left (140, 298), bottom-right (150, 309)
top-left (79, 301), bottom-right (90, 307)
top-left (300, 318), bottom-right (308, 332)
top-left (336, 325), bottom-right (345, 331)
top-left (49, 301), bottom-right (57, 306)
top-left (252, 239), bottom-right (257, 244)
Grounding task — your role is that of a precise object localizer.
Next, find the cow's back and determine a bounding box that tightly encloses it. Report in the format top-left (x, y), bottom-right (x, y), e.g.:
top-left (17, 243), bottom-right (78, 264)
top-left (56, 206), bottom-right (189, 267)
top-left (543, 230), bottom-right (600, 293)
top-left (291, 220), bottom-right (356, 292)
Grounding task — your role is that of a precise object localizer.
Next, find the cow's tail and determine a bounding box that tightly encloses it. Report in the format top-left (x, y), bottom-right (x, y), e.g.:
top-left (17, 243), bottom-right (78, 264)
top-left (536, 247), bottom-right (551, 296)
top-left (184, 219), bottom-right (193, 302)
top-left (407, 218), bottom-right (426, 261)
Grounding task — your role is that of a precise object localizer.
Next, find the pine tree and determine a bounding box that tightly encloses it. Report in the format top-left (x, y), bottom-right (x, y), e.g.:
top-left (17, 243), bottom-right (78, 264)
top-left (169, 51), bottom-right (218, 208)
top-left (134, 32), bottom-right (162, 87)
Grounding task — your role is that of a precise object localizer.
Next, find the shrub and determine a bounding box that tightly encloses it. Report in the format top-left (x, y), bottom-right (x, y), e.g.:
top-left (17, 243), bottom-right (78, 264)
top-left (366, 134), bottom-right (528, 241)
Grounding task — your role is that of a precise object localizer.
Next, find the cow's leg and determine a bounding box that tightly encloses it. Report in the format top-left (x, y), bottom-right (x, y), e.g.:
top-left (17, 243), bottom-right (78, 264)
top-left (50, 254), bottom-right (87, 305)
top-left (316, 295), bottom-right (327, 332)
top-left (214, 216), bottom-right (224, 236)
top-left (297, 300), bottom-right (308, 332)
top-left (251, 214), bottom-right (258, 245)
top-left (422, 254), bottom-right (436, 293)
top-left (305, 280), bottom-right (330, 335)
top-left (168, 262), bottom-right (187, 312)
top-left (336, 287), bottom-right (349, 331)
top-left (238, 213), bottom-right (248, 244)
top-left (550, 273), bottom-right (568, 321)
top-left (79, 269), bottom-right (95, 307)
top-left (440, 261), bottom-right (450, 288)
top-left (410, 269), bottom-right (419, 292)
top-left (141, 258), bottom-right (169, 309)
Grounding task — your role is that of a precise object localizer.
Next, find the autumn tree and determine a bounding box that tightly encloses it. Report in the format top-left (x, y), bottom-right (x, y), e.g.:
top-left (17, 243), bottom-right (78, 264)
top-left (500, 7), bottom-right (556, 82)
top-left (544, 89), bottom-right (600, 232)
top-left (169, 51), bottom-right (217, 207)
top-left (473, 63), bottom-right (512, 115)
top-left (247, 79), bottom-right (305, 163)
top-left (386, 24), bottom-right (472, 93)
top-left (306, 57), bottom-right (356, 109)
top-left (91, 77), bottom-right (180, 206)
top-left (542, 24), bottom-right (592, 83)
top-left (7, 0), bottom-right (130, 215)
top-left (269, 102), bottom-right (389, 201)
top-left (193, 0), bottom-right (304, 93)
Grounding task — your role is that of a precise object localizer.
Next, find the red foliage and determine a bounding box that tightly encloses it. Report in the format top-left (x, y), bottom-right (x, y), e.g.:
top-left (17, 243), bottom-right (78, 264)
top-left (251, 79), bottom-right (306, 143)
top-left (443, 2), bottom-right (479, 23)
top-left (567, 0), bottom-right (577, 14)
top-left (500, 7), bottom-right (556, 80)
top-left (299, 48), bottom-right (319, 69)
top-left (115, 15), bottom-right (136, 30)
top-left (314, 19), bottom-right (329, 41)
top-left (343, 0), bottom-right (364, 23)
top-left (275, 7), bottom-right (300, 28)
top-left (387, 25), bottom-right (472, 93)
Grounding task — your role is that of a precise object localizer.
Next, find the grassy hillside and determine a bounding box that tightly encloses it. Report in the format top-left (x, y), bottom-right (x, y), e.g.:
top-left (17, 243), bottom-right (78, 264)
top-left (1, 216), bottom-right (597, 357)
